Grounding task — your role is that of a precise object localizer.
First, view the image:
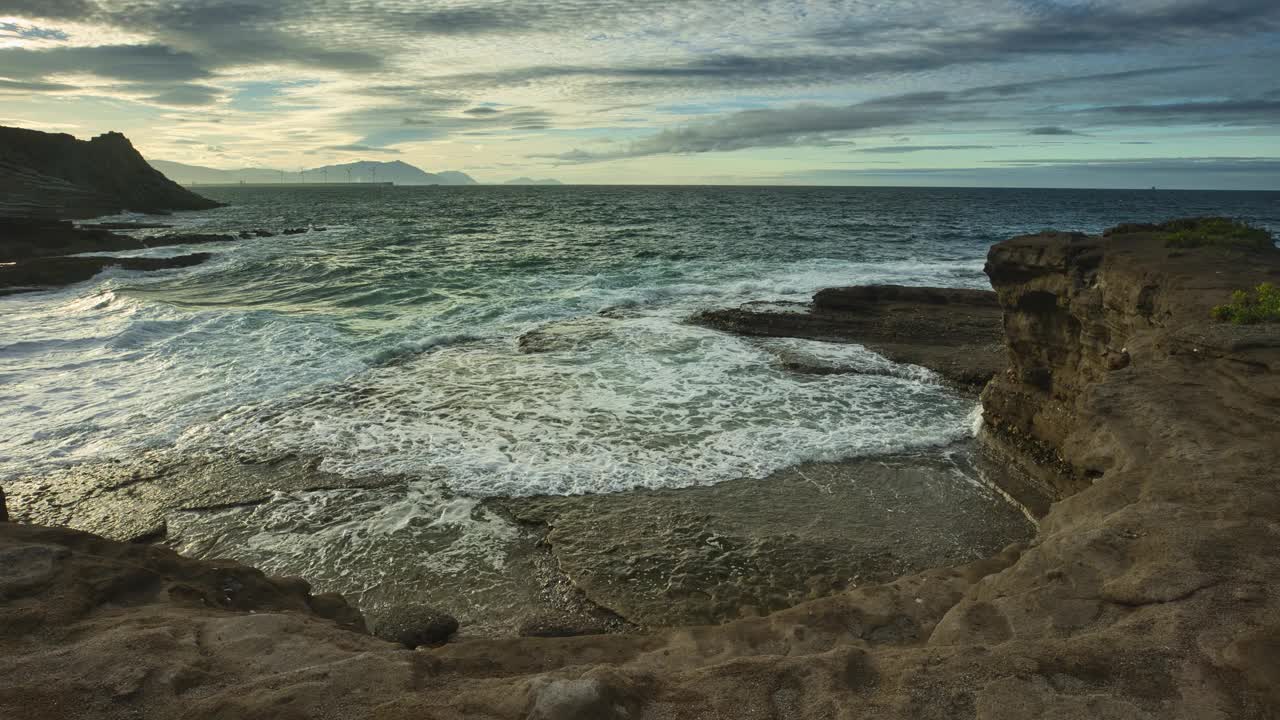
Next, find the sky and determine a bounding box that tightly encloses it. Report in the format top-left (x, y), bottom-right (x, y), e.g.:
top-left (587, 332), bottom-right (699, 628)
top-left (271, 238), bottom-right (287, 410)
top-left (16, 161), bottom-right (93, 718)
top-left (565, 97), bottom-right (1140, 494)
top-left (1, 0), bottom-right (1278, 188)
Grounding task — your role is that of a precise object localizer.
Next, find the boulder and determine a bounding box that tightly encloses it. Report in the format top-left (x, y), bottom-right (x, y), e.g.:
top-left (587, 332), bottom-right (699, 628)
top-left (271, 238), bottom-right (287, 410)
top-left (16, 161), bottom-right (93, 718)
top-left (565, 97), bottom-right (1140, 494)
top-left (370, 603), bottom-right (458, 648)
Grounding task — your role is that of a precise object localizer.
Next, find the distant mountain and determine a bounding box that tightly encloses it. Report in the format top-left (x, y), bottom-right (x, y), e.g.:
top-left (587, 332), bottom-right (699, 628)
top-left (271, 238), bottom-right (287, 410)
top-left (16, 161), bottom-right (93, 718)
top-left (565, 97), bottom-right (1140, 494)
top-left (504, 177), bottom-right (563, 186)
top-left (0, 127), bottom-right (221, 219)
top-left (150, 159), bottom-right (478, 186)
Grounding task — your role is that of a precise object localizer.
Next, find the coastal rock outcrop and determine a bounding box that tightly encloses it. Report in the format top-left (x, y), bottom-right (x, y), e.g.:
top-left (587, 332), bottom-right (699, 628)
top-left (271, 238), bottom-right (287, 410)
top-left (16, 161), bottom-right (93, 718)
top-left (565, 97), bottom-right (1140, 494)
top-left (0, 126), bottom-right (221, 219)
top-left (1, 218), bottom-right (1277, 718)
top-left (694, 284), bottom-right (1005, 389)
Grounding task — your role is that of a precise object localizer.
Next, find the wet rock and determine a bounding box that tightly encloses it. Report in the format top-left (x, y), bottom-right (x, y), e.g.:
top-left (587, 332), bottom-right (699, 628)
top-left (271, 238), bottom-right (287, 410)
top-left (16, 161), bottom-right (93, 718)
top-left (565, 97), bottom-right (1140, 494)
top-left (0, 253), bottom-right (211, 295)
top-left (371, 603), bottom-right (458, 648)
top-left (281, 227), bottom-right (309, 235)
top-left (0, 487), bottom-right (6, 522)
top-left (150, 232), bottom-right (236, 245)
top-left (694, 284), bottom-right (1005, 390)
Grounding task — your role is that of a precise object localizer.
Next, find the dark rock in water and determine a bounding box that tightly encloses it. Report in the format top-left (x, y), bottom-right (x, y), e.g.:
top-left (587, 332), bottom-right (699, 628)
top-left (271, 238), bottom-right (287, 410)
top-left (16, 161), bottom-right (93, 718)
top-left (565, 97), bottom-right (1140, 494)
top-left (0, 126), bottom-right (222, 218)
top-left (0, 487), bottom-right (7, 522)
top-left (281, 227), bottom-right (309, 235)
top-left (0, 218), bottom-right (140, 260)
top-left (694, 284), bottom-right (1005, 390)
top-left (518, 317), bottom-right (618, 353)
top-left (239, 228), bottom-right (276, 239)
top-left (370, 604), bottom-right (458, 648)
top-left (1, 219), bottom-right (235, 265)
top-left (78, 222), bottom-right (174, 231)
top-left (0, 253), bottom-right (211, 295)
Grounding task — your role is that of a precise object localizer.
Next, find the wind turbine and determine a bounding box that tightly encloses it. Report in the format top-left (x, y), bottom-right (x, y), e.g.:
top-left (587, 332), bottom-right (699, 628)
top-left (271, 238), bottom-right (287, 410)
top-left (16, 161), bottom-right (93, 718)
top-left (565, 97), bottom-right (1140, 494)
top-left (371, 165), bottom-right (378, 185)
top-left (346, 168), bottom-right (352, 183)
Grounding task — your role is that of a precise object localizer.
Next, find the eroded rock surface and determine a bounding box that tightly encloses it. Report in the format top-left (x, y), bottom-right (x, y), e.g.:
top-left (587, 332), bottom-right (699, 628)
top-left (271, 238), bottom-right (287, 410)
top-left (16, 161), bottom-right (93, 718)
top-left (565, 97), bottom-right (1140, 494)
top-left (2, 220), bottom-right (1278, 718)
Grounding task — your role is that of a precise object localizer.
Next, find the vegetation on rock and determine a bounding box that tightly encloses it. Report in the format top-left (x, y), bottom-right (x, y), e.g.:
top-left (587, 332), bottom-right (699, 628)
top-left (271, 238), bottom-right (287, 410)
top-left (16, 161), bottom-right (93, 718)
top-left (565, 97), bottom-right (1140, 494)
top-left (1155, 217), bottom-right (1273, 249)
top-left (1212, 282), bottom-right (1280, 324)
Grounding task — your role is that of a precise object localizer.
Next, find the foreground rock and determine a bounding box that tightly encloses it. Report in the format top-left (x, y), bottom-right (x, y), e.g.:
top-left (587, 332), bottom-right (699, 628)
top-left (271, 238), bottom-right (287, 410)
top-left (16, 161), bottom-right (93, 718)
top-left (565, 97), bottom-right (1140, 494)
top-left (694, 284), bottom-right (1004, 389)
top-left (497, 451), bottom-right (1033, 627)
top-left (0, 126), bottom-right (221, 218)
top-left (2, 218), bottom-right (1279, 718)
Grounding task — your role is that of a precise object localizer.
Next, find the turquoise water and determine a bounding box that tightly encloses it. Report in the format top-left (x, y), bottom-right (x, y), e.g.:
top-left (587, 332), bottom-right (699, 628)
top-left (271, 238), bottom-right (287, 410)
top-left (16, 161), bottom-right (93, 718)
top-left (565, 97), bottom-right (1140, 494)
top-left (2, 186), bottom-right (1277, 492)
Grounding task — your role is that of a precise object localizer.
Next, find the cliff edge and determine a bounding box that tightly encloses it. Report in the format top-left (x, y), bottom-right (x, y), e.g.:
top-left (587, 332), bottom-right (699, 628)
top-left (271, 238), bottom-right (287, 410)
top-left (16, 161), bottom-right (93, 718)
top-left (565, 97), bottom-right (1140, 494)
top-left (2, 219), bottom-right (1278, 718)
top-left (0, 126), bottom-right (222, 219)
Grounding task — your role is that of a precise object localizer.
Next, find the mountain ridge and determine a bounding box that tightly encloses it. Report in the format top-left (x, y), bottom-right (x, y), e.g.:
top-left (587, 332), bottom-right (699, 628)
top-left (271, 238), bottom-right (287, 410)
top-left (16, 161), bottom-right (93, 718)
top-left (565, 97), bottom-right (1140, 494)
top-left (151, 159), bottom-right (479, 186)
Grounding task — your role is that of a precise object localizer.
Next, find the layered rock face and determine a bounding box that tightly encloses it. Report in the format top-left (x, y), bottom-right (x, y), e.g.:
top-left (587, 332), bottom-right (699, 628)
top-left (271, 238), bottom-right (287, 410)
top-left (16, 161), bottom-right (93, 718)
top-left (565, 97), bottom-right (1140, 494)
top-left (2, 221), bottom-right (1278, 718)
top-left (0, 126), bottom-right (222, 218)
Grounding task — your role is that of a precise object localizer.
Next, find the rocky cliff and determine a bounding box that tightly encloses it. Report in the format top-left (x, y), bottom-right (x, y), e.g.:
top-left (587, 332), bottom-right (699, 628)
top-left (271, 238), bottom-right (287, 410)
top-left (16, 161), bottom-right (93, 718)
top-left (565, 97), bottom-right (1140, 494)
top-left (1, 219), bottom-right (1278, 718)
top-left (0, 126), bottom-right (222, 218)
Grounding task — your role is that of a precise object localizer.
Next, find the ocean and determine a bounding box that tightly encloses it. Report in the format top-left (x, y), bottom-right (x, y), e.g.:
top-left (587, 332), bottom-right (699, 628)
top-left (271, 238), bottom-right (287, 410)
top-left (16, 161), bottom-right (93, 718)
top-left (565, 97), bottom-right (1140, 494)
top-left (3, 185), bottom-right (1277, 628)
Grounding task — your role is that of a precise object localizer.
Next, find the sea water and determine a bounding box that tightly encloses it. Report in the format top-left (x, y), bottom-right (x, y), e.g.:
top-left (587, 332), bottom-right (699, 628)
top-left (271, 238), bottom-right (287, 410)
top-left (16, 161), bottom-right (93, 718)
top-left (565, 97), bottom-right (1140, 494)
top-left (3, 186), bottom-right (1276, 627)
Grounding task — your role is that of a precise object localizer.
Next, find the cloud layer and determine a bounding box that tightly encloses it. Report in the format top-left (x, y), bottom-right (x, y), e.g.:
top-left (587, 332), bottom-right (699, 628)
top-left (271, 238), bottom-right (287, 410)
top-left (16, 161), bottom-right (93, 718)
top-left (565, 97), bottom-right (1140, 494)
top-left (0, 0), bottom-right (1276, 185)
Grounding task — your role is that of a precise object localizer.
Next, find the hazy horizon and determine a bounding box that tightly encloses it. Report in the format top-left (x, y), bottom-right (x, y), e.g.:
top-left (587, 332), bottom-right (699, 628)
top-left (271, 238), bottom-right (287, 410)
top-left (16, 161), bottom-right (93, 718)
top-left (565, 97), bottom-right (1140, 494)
top-left (2, 1), bottom-right (1278, 189)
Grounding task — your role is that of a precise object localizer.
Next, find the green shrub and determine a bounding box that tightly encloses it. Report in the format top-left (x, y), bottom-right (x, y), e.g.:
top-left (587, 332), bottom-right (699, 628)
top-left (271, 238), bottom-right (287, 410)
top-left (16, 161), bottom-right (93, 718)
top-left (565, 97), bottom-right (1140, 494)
top-left (1157, 217), bottom-right (1275, 250)
top-left (1212, 282), bottom-right (1280, 324)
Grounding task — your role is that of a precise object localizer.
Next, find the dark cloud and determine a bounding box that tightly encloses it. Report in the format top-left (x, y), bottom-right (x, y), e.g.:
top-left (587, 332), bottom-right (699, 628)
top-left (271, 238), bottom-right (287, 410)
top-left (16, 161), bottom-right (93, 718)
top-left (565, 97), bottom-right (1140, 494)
top-left (0, 78), bottom-right (76, 92)
top-left (1089, 99), bottom-right (1280, 124)
top-left (855, 144), bottom-right (996, 153)
top-left (1028, 126), bottom-right (1083, 136)
top-left (0, 44), bottom-right (211, 83)
top-left (782, 157), bottom-right (1280, 190)
top-left (134, 83), bottom-right (224, 107)
top-left (0, 0), bottom-right (96, 20)
top-left (545, 103), bottom-right (915, 162)
top-left (815, 0), bottom-right (1280, 58)
top-left (464, 107), bottom-right (501, 115)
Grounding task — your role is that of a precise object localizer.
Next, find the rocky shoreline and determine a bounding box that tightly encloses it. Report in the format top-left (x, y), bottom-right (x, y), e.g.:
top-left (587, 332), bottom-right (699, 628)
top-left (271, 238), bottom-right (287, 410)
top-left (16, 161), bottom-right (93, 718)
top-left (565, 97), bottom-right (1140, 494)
top-left (2, 218), bottom-right (1278, 718)
top-left (0, 218), bottom-right (327, 295)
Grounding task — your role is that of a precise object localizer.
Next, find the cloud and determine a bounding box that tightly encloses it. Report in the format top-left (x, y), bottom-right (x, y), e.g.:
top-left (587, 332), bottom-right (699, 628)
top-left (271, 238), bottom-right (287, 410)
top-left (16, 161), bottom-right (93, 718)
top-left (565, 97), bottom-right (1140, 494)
top-left (313, 144), bottom-right (403, 155)
top-left (1028, 126), bottom-right (1083, 136)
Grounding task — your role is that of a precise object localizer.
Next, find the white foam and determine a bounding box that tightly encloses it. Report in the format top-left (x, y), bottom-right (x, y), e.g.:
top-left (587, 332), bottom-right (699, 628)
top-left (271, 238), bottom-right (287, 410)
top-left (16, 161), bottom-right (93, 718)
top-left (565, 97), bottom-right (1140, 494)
top-left (0, 242), bottom-right (985, 483)
top-left (176, 318), bottom-right (976, 497)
